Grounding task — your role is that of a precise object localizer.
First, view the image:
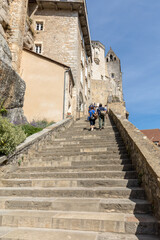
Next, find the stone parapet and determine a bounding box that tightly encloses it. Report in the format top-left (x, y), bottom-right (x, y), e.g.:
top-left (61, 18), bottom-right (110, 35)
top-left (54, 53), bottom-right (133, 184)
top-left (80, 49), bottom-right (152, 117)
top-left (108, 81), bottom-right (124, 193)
top-left (109, 108), bottom-right (160, 220)
top-left (0, 118), bottom-right (73, 173)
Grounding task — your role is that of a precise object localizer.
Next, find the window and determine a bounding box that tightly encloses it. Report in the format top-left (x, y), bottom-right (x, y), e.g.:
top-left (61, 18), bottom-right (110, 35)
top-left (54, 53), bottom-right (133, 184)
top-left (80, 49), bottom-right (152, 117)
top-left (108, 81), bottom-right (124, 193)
top-left (36, 22), bottom-right (44, 31)
top-left (85, 67), bottom-right (88, 79)
top-left (111, 73), bottom-right (115, 78)
top-left (80, 69), bottom-right (83, 85)
top-left (35, 44), bottom-right (42, 54)
top-left (114, 57), bottom-right (117, 61)
top-left (110, 54), bottom-right (113, 61)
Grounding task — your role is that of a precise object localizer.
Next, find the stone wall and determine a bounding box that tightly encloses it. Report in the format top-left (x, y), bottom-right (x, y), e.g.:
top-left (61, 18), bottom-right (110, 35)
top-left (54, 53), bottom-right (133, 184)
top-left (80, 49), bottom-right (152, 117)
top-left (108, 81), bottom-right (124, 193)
top-left (23, 16), bottom-right (34, 50)
top-left (0, 118), bottom-right (73, 175)
top-left (8, 0), bottom-right (29, 72)
top-left (0, 0), bottom-right (27, 123)
top-left (109, 108), bottom-right (160, 220)
top-left (91, 79), bottom-right (109, 106)
top-left (91, 41), bottom-right (106, 81)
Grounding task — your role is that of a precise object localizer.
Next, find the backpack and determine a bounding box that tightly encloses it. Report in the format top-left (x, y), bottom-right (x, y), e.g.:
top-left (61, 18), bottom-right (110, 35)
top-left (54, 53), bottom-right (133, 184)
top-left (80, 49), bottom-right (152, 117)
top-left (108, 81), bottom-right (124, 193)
top-left (90, 111), bottom-right (97, 120)
top-left (100, 110), bottom-right (106, 116)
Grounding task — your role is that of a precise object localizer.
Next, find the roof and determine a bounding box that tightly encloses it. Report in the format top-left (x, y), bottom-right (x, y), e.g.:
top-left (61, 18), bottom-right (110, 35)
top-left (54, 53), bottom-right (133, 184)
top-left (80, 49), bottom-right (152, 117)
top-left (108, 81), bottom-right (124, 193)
top-left (29, 0), bottom-right (92, 58)
top-left (106, 47), bottom-right (120, 60)
top-left (23, 48), bottom-right (75, 85)
top-left (141, 129), bottom-right (160, 145)
top-left (91, 41), bottom-right (105, 50)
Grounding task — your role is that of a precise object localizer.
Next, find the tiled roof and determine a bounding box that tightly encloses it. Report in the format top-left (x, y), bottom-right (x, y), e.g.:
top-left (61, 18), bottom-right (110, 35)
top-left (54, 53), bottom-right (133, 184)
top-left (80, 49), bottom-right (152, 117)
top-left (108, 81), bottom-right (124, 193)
top-left (141, 129), bottom-right (160, 145)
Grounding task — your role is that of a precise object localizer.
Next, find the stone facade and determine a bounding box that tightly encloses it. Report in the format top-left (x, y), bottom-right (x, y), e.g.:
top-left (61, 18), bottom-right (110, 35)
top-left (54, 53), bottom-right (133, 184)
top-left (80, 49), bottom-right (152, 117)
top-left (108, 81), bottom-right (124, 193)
top-left (91, 41), bottom-right (124, 106)
top-left (106, 48), bottom-right (123, 98)
top-left (28, 0), bottom-right (92, 118)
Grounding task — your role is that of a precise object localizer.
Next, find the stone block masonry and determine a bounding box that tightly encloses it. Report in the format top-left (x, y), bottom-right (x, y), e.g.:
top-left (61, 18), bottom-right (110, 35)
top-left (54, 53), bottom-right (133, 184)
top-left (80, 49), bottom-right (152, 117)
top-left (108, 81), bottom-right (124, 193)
top-left (109, 108), bottom-right (160, 222)
top-left (8, 0), bottom-right (29, 72)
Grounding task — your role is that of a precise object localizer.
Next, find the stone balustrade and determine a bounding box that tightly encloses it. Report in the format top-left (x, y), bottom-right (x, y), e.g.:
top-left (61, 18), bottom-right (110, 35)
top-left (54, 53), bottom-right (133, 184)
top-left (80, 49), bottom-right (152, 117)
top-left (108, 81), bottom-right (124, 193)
top-left (0, 118), bottom-right (73, 174)
top-left (109, 108), bottom-right (160, 220)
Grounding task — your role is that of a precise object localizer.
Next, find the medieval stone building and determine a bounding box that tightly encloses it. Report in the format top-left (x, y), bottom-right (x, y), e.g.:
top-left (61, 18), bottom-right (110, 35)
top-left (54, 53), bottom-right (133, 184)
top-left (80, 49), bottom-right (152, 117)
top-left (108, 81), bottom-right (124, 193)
top-left (0, 0), bottom-right (124, 122)
top-left (91, 41), bottom-right (123, 106)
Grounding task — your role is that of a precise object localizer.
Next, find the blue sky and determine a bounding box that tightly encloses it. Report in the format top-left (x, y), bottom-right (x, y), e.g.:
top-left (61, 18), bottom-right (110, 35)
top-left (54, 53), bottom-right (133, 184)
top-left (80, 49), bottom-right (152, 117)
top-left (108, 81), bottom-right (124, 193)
top-left (86, 0), bottom-right (160, 130)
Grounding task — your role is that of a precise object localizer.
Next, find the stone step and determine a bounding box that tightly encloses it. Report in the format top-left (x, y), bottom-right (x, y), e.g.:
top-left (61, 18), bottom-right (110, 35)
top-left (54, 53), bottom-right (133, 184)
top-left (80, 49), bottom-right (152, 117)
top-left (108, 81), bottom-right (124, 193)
top-left (0, 197), bottom-right (152, 214)
top-left (6, 171), bottom-right (138, 179)
top-left (98, 232), bottom-right (160, 240)
top-left (21, 158), bottom-right (132, 167)
top-left (36, 151), bottom-right (129, 157)
top-left (21, 159), bottom-right (132, 167)
top-left (1, 227), bottom-right (159, 240)
top-left (0, 210), bottom-right (158, 234)
top-left (17, 164), bottom-right (133, 173)
top-left (44, 144), bottom-right (126, 149)
top-left (53, 138), bottom-right (124, 143)
top-left (0, 178), bottom-right (139, 188)
top-left (0, 227), bottom-right (97, 240)
top-left (32, 155), bottom-right (130, 162)
top-left (0, 187), bottom-right (146, 199)
top-left (37, 147), bottom-right (128, 153)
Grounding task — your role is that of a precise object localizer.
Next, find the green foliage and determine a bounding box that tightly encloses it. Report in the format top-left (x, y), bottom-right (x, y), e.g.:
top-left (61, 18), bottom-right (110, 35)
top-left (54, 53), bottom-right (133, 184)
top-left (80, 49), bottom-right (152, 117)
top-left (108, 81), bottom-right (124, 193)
top-left (0, 99), bottom-right (7, 116)
top-left (0, 116), bottom-right (26, 155)
top-left (21, 124), bottom-right (43, 137)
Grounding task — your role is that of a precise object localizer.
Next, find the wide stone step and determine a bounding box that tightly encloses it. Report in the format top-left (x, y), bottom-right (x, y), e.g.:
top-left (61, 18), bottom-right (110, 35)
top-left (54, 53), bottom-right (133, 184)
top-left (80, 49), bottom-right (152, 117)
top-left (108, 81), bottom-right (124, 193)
top-left (0, 197), bottom-right (152, 214)
top-left (0, 227), bottom-right (98, 240)
top-left (44, 145), bottom-right (126, 150)
top-left (21, 159), bottom-right (132, 167)
top-left (53, 138), bottom-right (124, 143)
top-left (32, 155), bottom-right (130, 162)
top-left (98, 232), bottom-right (160, 240)
top-left (0, 178), bottom-right (139, 188)
top-left (0, 227), bottom-right (159, 240)
top-left (37, 151), bottom-right (129, 157)
top-left (0, 210), bottom-right (158, 234)
top-left (0, 187), bottom-right (146, 199)
top-left (50, 140), bottom-right (125, 146)
top-left (17, 164), bottom-right (133, 173)
top-left (6, 171), bottom-right (138, 179)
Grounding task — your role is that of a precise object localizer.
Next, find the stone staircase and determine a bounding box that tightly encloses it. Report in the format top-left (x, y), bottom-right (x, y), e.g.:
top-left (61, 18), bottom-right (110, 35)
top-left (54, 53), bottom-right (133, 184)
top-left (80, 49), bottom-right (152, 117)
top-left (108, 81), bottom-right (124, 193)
top-left (0, 118), bottom-right (159, 239)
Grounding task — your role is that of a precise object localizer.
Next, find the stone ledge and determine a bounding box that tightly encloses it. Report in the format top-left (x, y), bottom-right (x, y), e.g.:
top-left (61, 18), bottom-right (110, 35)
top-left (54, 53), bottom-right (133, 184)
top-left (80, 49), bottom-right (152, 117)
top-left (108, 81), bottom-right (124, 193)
top-left (0, 118), bottom-right (73, 166)
top-left (109, 109), bottom-right (160, 221)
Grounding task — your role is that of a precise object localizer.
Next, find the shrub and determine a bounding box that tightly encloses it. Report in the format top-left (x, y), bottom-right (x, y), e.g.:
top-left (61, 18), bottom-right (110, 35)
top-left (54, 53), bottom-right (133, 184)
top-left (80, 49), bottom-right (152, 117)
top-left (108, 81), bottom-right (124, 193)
top-left (21, 124), bottom-right (43, 137)
top-left (0, 116), bottom-right (26, 155)
top-left (30, 119), bottom-right (55, 129)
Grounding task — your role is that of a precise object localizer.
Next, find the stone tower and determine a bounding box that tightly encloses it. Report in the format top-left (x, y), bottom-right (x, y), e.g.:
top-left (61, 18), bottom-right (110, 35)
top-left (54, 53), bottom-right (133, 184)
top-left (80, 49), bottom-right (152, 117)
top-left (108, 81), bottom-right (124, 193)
top-left (106, 47), bottom-right (123, 102)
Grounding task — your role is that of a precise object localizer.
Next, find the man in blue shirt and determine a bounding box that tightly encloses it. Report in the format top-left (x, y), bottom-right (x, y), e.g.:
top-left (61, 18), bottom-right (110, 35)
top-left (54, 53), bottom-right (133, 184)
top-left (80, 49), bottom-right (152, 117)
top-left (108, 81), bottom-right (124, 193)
top-left (97, 103), bottom-right (106, 130)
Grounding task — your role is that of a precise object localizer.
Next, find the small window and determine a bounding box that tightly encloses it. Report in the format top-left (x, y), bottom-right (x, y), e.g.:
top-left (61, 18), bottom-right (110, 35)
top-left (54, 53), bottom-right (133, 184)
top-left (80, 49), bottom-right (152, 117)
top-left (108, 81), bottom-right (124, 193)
top-left (35, 44), bottom-right (42, 54)
top-left (114, 57), bottom-right (116, 61)
top-left (111, 73), bottom-right (115, 78)
top-left (36, 22), bottom-right (44, 31)
top-left (110, 54), bottom-right (113, 60)
top-left (106, 58), bottom-right (108, 62)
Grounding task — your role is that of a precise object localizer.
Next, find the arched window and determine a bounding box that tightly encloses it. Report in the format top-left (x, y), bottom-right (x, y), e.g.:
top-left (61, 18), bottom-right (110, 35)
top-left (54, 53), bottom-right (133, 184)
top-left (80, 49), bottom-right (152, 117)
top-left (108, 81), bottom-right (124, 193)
top-left (106, 58), bottom-right (108, 62)
top-left (114, 57), bottom-right (116, 61)
top-left (110, 54), bottom-right (113, 61)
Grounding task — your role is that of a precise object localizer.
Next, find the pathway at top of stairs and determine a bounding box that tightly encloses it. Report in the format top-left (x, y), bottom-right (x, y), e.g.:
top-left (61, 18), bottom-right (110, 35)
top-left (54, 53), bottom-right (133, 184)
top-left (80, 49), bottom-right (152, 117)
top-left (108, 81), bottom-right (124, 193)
top-left (0, 118), bottom-right (159, 239)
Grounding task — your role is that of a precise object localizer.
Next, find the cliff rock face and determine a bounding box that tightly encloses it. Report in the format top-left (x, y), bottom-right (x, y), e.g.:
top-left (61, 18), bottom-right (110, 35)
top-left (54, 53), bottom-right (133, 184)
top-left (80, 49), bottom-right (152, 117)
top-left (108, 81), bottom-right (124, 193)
top-left (0, 0), bottom-right (27, 123)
